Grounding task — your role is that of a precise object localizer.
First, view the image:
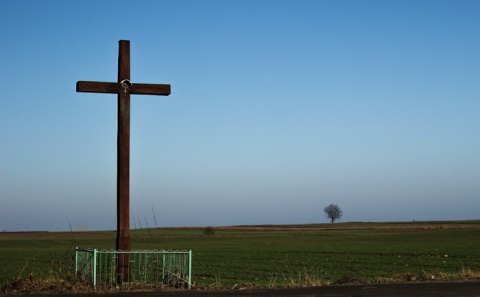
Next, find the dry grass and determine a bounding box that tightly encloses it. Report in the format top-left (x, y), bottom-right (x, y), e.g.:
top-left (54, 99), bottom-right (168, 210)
top-left (3, 273), bottom-right (93, 294)
top-left (4, 267), bottom-right (480, 294)
top-left (375, 266), bottom-right (480, 283)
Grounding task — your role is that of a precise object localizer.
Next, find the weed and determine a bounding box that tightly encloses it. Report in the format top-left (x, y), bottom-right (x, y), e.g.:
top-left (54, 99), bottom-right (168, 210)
top-left (152, 206), bottom-right (158, 228)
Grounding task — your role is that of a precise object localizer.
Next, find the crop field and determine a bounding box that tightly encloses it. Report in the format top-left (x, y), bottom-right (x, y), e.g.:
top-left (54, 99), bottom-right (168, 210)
top-left (1, 221), bottom-right (480, 291)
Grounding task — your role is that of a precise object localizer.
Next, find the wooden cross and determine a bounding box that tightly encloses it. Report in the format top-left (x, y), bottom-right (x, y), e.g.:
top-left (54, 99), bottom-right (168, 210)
top-left (76, 40), bottom-right (171, 281)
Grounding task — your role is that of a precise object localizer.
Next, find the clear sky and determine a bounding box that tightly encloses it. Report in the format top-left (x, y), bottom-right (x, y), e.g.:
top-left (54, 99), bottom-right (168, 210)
top-left (1, 0), bottom-right (479, 231)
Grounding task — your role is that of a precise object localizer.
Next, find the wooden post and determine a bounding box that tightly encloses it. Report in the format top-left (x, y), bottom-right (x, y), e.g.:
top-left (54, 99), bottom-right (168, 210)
top-left (116, 40), bottom-right (131, 282)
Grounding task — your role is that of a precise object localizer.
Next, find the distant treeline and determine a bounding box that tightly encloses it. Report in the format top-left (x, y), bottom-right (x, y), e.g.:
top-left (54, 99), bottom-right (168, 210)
top-left (2, 231), bottom-right (49, 233)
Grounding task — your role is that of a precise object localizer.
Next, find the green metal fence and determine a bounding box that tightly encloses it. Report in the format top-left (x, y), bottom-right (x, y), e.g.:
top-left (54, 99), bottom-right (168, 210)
top-left (75, 247), bottom-right (192, 289)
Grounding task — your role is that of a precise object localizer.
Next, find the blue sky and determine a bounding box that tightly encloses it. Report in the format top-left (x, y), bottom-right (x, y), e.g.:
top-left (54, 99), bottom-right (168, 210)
top-left (1, 0), bottom-right (479, 231)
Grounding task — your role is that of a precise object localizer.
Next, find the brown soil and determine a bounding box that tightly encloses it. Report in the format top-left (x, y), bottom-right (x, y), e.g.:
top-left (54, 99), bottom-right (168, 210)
top-left (3, 281), bottom-right (479, 297)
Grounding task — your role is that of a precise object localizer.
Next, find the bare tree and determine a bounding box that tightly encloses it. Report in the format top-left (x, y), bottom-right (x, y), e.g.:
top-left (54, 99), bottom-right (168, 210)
top-left (324, 204), bottom-right (342, 223)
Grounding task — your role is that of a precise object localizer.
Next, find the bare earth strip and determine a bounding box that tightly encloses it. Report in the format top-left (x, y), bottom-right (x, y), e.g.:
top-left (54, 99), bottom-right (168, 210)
top-left (2, 281), bottom-right (478, 297)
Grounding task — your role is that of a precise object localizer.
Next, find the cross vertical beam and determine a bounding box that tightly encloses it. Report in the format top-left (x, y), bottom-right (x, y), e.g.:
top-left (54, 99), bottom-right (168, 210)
top-left (76, 40), bottom-right (171, 283)
top-left (117, 40), bottom-right (131, 282)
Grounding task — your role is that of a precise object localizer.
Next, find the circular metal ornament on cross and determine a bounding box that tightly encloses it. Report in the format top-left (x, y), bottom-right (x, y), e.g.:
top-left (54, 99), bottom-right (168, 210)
top-left (120, 79), bottom-right (132, 90)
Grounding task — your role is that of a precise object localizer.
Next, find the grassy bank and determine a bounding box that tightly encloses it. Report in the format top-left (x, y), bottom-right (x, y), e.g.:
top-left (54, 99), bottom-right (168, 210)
top-left (1, 221), bottom-right (479, 291)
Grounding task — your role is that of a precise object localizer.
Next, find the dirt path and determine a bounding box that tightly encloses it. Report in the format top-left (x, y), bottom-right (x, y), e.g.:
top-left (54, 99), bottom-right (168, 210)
top-left (6, 281), bottom-right (478, 297)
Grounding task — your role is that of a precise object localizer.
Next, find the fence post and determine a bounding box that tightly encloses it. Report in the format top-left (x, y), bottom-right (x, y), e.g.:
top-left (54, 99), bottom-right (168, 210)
top-left (93, 249), bottom-right (97, 288)
top-left (162, 253), bottom-right (166, 283)
top-left (188, 250), bottom-right (192, 289)
top-left (75, 247), bottom-right (79, 275)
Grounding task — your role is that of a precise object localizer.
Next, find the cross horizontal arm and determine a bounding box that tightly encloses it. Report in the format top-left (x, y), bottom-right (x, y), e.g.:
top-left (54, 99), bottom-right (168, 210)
top-left (77, 81), bottom-right (171, 96)
top-left (131, 83), bottom-right (171, 95)
top-left (77, 81), bottom-right (118, 93)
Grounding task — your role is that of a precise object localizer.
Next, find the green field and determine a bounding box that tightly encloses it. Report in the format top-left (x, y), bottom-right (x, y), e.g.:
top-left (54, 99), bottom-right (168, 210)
top-left (1, 221), bottom-right (480, 291)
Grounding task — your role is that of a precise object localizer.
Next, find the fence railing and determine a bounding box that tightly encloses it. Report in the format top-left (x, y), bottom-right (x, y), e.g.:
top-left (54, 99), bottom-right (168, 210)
top-left (75, 247), bottom-right (192, 289)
